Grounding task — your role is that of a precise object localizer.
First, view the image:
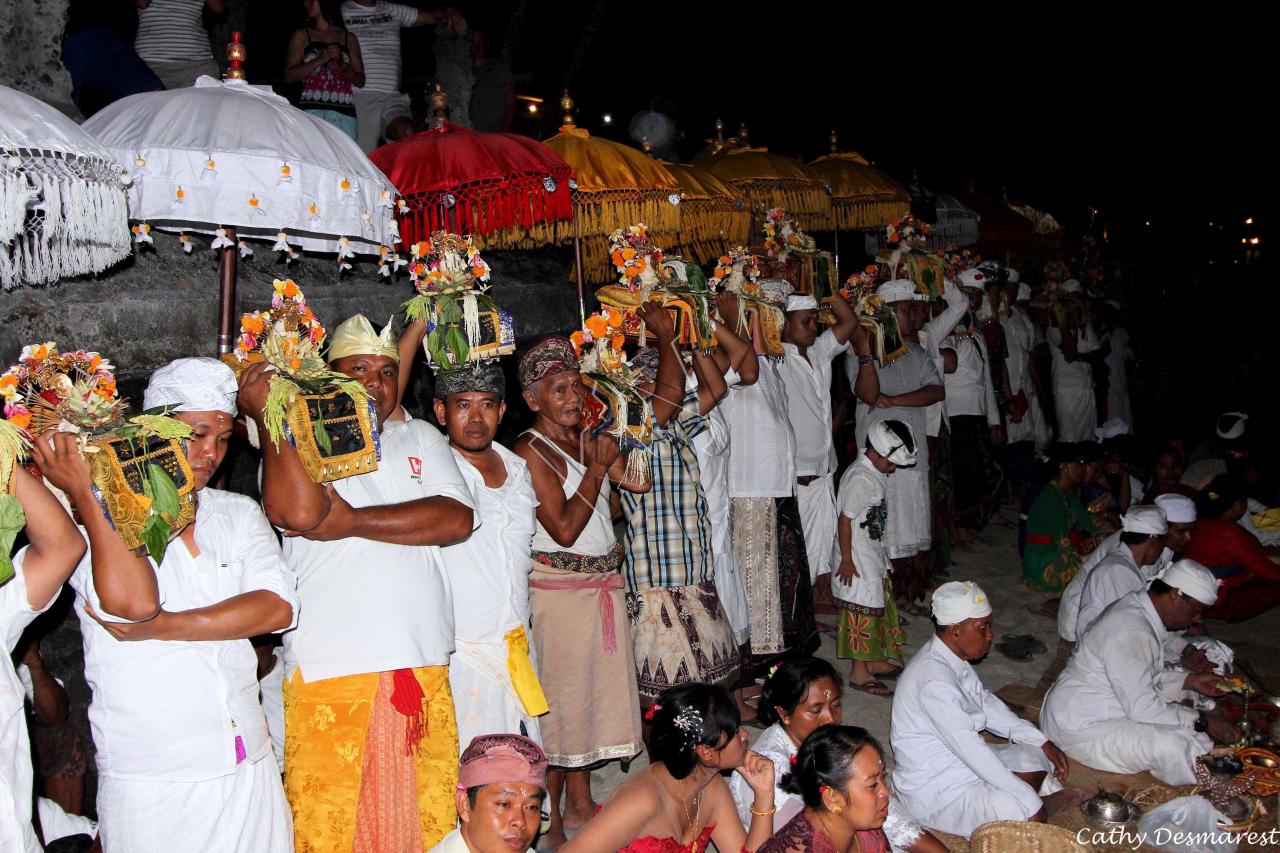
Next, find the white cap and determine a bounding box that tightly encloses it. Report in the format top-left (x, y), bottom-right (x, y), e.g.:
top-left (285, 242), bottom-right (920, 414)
top-left (932, 581), bottom-right (993, 625)
top-left (1155, 559), bottom-right (1220, 606)
top-left (868, 419), bottom-right (917, 467)
top-left (1016, 283), bottom-right (1032, 302)
top-left (957, 268), bottom-right (988, 290)
top-left (1095, 417), bottom-right (1133, 442)
top-left (1006, 268), bottom-right (1021, 284)
top-left (1215, 412), bottom-right (1248, 440)
top-left (1121, 504), bottom-right (1167, 535)
top-left (1060, 278), bottom-right (1082, 293)
top-left (785, 294), bottom-right (818, 312)
top-left (1154, 493), bottom-right (1197, 524)
top-left (875, 279), bottom-right (926, 303)
top-left (143, 357), bottom-right (238, 416)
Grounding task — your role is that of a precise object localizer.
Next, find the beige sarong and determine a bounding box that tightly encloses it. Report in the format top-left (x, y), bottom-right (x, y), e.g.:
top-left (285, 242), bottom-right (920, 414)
top-left (629, 581), bottom-right (742, 702)
top-left (529, 549), bottom-right (643, 768)
top-left (731, 497), bottom-right (783, 656)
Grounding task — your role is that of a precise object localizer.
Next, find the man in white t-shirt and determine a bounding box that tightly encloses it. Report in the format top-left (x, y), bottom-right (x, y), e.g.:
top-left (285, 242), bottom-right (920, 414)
top-left (247, 315), bottom-right (475, 853)
top-left (0, 464), bottom-right (86, 853)
top-left (134, 0), bottom-right (223, 90)
top-left (341, 0), bottom-right (466, 152)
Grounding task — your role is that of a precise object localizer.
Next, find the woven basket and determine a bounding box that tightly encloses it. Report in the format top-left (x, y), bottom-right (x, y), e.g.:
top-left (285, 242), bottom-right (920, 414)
top-left (87, 433), bottom-right (196, 553)
top-left (968, 820), bottom-right (1092, 852)
top-left (595, 286), bottom-right (717, 352)
top-left (283, 390), bottom-right (380, 483)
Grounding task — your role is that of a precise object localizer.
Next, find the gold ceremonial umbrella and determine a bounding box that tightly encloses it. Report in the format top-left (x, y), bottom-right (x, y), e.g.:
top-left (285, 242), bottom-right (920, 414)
top-left (661, 161), bottom-right (750, 265)
top-left (693, 121), bottom-right (833, 233)
top-left (809, 132), bottom-right (910, 232)
top-left (544, 92), bottom-right (682, 294)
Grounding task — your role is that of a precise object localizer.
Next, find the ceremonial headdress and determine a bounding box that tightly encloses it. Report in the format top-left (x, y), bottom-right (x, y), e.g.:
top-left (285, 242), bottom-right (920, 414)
top-left (458, 734), bottom-right (548, 790)
top-left (875, 279), bottom-right (927, 304)
top-left (329, 315), bottom-right (399, 363)
top-left (1121, 504), bottom-right (1167, 535)
top-left (1155, 559), bottom-right (1220, 606)
top-left (957, 268), bottom-right (988, 290)
top-left (433, 360), bottom-right (506, 400)
top-left (1154, 493), bottom-right (1196, 524)
top-left (785, 294), bottom-right (818, 312)
top-left (518, 336), bottom-right (579, 390)
top-left (932, 581), bottom-right (993, 625)
top-left (868, 419), bottom-right (917, 467)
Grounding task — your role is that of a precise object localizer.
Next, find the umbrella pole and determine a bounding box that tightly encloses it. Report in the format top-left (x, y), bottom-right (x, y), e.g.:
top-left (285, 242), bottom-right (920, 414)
top-left (216, 225), bottom-right (238, 355)
top-left (571, 203), bottom-right (585, 327)
top-left (833, 227), bottom-right (841, 281)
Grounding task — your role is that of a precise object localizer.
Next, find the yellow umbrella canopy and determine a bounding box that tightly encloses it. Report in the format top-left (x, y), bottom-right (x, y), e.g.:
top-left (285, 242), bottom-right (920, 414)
top-left (693, 122), bottom-right (833, 232)
top-left (544, 93), bottom-right (682, 283)
top-left (662, 161), bottom-right (750, 265)
top-left (809, 132), bottom-right (910, 231)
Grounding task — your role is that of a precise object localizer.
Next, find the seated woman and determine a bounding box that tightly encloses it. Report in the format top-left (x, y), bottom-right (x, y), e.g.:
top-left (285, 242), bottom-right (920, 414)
top-left (1022, 443), bottom-right (1105, 597)
top-left (1144, 446), bottom-right (1198, 501)
top-left (757, 726), bottom-right (892, 853)
top-left (1184, 475), bottom-right (1280, 622)
top-left (729, 658), bottom-right (943, 853)
top-left (561, 683), bottom-right (775, 853)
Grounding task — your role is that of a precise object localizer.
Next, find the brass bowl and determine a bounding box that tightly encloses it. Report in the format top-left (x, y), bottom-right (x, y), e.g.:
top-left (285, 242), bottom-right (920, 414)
top-left (1244, 752), bottom-right (1279, 770)
top-left (1081, 793), bottom-right (1142, 829)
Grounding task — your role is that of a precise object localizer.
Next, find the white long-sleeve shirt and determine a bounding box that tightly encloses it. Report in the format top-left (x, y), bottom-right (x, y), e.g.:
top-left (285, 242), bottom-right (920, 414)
top-left (1075, 546), bottom-right (1149, 640)
top-left (919, 279), bottom-right (969, 437)
top-left (779, 329), bottom-right (844, 477)
top-left (724, 360), bottom-right (795, 498)
top-left (891, 635), bottom-right (1048, 820)
top-left (1, 551), bottom-right (58, 853)
top-left (941, 334), bottom-right (1000, 425)
top-left (1046, 324), bottom-right (1100, 390)
top-left (1042, 591), bottom-right (1198, 737)
top-left (1059, 534), bottom-right (1173, 641)
top-left (69, 488), bottom-right (298, 782)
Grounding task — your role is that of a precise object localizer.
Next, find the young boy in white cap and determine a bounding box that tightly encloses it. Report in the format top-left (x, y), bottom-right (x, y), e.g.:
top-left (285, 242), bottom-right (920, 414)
top-left (1041, 560), bottom-right (1238, 784)
top-left (832, 419), bottom-right (917, 697)
top-left (37, 357), bottom-right (297, 852)
top-left (890, 580), bottom-right (1069, 837)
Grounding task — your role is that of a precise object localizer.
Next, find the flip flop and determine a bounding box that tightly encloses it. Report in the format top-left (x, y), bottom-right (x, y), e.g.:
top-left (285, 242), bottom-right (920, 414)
top-left (873, 666), bottom-right (904, 681)
top-left (848, 679), bottom-right (893, 697)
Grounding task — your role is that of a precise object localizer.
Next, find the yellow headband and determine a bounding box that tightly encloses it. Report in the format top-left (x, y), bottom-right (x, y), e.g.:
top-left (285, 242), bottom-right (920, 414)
top-left (329, 314), bottom-right (398, 363)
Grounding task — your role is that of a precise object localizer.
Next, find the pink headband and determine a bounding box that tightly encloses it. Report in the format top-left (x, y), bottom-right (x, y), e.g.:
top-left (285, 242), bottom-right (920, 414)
top-left (458, 734), bottom-right (548, 790)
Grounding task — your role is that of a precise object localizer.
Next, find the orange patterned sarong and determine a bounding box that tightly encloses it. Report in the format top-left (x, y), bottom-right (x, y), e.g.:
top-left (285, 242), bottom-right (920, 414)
top-left (284, 666), bottom-right (458, 853)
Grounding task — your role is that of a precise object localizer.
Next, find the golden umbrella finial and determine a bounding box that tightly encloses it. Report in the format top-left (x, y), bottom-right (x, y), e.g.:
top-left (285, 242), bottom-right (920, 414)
top-left (224, 31), bottom-right (246, 80)
top-left (560, 89), bottom-right (576, 128)
top-left (714, 117), bottom-right (724, 143)
top-left (641, 137), bottom-right (653, 154)
top-left (830, 129), bottom-right (839, 154)
top-left (430, 83), bottom-right (449, 130)
top-left (739, 122), bottom-right (750, 145)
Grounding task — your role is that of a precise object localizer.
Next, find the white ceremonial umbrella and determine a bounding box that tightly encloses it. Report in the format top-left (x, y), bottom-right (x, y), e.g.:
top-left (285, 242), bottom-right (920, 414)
top-left (83, 76), bottom-right (399, 353)
top-left (0, 84), bottom-right (131, 289)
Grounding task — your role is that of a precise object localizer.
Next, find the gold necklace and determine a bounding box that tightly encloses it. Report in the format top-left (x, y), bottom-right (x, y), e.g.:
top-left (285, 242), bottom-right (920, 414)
top-left (679, 776), bottom-right (704, 851)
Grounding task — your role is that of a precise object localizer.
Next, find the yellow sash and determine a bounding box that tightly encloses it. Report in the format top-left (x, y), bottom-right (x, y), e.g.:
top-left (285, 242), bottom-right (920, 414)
top-left (504, 626), bottom-right (549, 717)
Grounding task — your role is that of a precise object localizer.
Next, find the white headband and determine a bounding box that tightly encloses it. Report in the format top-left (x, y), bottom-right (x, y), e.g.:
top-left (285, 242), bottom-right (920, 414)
top-left (1154, 493), bottom-right (1196, 524)
top-left (785, 294), bottom-right (818, 313)
top-left (1155, 559), bottom-right (1220, 606)
top-left (868, 420), bottom-right (917, 467)
top-left (1121, 504), bottom-right (1167, 535)
top-left (143, 357), bottom-right (238, 416)
top-left (932, 581), bottom-right (993, 625)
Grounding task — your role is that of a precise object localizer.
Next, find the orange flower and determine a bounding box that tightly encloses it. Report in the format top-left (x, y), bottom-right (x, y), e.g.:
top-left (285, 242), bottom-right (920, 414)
top-left (10, 411), bottom-right (32, 430)
top-left (471, 265), bottom-right (487, 278)
top-left (289, 357), bottom-right (303, 370)
top-left (95, 379), bottom-right (116, 399)
top-left (0, 375), bottom-right (16, 392)
top-left (610, 334), bottom-right (625, 350)
top-left (718, 256), bottom-right (731, 265)
top-left (379, 246), bottom-right (389, 257)
top-left (570, 330), bottom-right (585, 348)
top-left (624, 266), bottom-right (640, 278)
top-left (89, 354), bottom-right (102, 372)
top-left (621, 247), bottom-right (636, 260)
top-left (610, 250), bottom-right (625, 266)
top-left (889, 218), bottom-right (900, 228)
top-left (242, 314), bottom-right (265, 334)
top-left (888, 233), bottom-right (900, 244)
top-left (283, 280), bottom-right (299, 298)
top-left (585, 314), bottom-right (608, 338)
top-left (32, 345), bottom-right (48, 360)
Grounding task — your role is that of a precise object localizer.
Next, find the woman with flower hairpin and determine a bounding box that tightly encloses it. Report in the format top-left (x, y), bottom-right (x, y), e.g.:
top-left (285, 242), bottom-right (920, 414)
top-left (561, 683), bottom-right (777, 853)
top-left (728, 659), bottom-right (944, 853)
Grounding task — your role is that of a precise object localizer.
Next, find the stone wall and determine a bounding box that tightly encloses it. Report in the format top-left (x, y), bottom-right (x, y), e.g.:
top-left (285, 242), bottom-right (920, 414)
top-left (0, 231), bottom-right (583, 382)
top-left (0, 0), bottom-right (76, 115)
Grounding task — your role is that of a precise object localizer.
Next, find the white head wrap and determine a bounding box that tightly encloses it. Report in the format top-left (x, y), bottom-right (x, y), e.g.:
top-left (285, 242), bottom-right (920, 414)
top-left (143, 357), bottom-right (238, 416)
top-left (868, 420), bottom-right (917, 466)
top-left (957, 268), bottom-right (988, 290)
top-left (785, 294), bottom-right (818, 313)
top-left (1006, 268), bottom-right (1021, 284)
top-left (1215, 412), bottom-right (1248, 440)
top-left (329, 315), bottom-right (399, 363)
top-left (1094, 417), bottom-right (1132, 442)
top-left (1154, 493), bottom-right (1197, 524)
top-left (875, 279), bottom-right (926, 304)
top-left (1060, 278), bottom-right (1082, 293)
top-left (931, 581), bottom-right (993, 625)
top-left (1155, 559), bottom-right (1220, 606)
top-left (1016, 283), bottom-right (1032, 303)
top-left (1121, 504), bottom-right (1167, 535)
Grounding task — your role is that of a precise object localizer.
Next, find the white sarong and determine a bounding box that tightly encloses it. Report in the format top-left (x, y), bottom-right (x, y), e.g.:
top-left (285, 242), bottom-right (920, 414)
top-left (796, 474), bottom-right (836, 582)
top-left (450, 634), bottom-right (543, 752)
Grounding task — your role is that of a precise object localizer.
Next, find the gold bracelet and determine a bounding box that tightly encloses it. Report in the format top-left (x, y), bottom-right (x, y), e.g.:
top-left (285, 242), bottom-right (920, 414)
top-left (749, 804), bottom-right (777, 817)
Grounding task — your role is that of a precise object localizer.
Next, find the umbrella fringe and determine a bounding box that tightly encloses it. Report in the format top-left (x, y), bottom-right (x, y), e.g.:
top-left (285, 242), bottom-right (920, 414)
top-left (675, 201), bottom-right (751, 251)
top-left (397, 169), bottom-right (573, 249)
top-left (720, 179), bottom-right (833, 232)
top-left (2, 160), bottom-right (130, 289)
top-left (818, 199), bottom-right (912, 232)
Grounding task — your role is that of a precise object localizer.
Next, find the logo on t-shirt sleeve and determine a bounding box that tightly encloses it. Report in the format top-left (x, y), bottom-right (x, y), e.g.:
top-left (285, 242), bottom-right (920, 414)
top-left (408, 456), bottom-right (422, 483)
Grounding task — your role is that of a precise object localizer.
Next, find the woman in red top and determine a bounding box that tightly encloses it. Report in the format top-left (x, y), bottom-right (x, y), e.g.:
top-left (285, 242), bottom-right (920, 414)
top-left (1185, 475), bottom-right (1280, 621)
top-left (562, 683), bottom-right (777, 853)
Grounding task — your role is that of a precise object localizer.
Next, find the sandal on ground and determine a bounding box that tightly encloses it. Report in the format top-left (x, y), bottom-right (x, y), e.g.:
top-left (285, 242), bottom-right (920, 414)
top-left (872, 665), bottom-right (904, 681)
top-left (847, 679), bottom-right (893, 697)
top-left (995, 634), bottom-right (1047, 660)
top-left (1026, 599), bottom-right (1059, 620)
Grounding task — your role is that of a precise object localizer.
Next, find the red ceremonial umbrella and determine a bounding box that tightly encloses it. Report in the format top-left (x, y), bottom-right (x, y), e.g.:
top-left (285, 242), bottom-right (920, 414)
top-left (370, 88), bottom-right (573, 251)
